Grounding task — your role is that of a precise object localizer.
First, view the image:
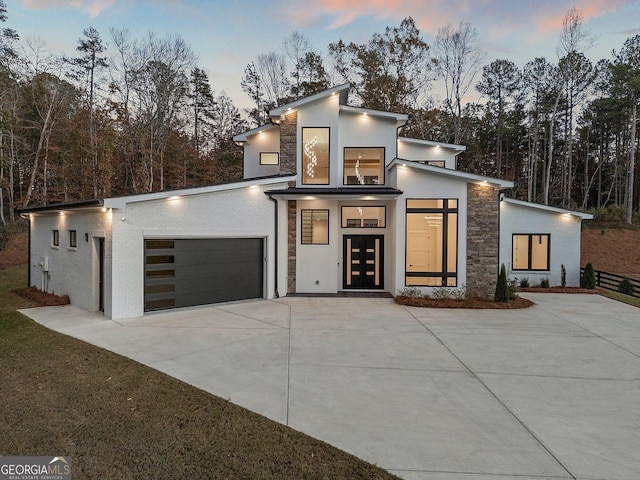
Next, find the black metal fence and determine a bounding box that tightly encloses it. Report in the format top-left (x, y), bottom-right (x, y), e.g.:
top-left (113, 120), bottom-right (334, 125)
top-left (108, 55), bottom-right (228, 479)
top-left (581, 267), bottom-right (640, 299)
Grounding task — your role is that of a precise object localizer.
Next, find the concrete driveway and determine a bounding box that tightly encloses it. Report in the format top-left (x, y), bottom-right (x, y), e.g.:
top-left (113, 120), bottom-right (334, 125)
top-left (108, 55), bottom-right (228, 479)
top-left (21, 293), bottom-right (640, 480)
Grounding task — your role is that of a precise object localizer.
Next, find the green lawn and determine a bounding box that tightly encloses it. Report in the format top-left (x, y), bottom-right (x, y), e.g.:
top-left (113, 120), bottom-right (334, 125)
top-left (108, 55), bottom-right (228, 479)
top-left (0, 265), bottom-right (398, 480)
top-left (601, 290), bottom-right (640, 308)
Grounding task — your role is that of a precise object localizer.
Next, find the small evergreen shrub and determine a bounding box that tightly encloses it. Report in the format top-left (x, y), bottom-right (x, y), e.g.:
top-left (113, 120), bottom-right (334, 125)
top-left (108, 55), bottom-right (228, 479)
top-left (540, 278), bottom-right (550, 288)
top-left (618, 277), bottom-right (635, 296)
top-left (561, 264), bottom-right (566, 287)
top-left (494, 264), bottom-right (509, 302)
top-left (581, 262), bottom-right (596, 289)
top-left (397, 286), bottom-right (423, 298)
top-left (519, 277), bottom-right (530, 288)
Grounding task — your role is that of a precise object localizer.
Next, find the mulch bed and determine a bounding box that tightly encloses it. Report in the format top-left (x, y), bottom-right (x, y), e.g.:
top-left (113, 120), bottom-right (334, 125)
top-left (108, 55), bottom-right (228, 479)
top-left (395, 295), bottom-right (534, 309)
top-left (11, 286), bottom-right (70, 306)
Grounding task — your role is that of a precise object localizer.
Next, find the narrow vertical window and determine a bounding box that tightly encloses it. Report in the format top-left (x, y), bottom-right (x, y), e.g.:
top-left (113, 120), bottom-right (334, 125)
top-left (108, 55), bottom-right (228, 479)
top-left (302, 127), bottom-right (329, 184)
top-left (52, 230), bottom-right (59, 247)
top-left (69, 230), bottom-right (77, 248)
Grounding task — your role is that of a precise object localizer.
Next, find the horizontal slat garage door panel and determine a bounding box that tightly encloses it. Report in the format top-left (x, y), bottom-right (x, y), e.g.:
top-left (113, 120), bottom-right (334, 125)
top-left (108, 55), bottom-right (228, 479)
top-left (145, 238), bottom-right (263, 311)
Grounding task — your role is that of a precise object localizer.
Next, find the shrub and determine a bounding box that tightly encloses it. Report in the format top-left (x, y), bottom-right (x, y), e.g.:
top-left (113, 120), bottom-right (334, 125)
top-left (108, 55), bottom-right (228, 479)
top-left (581, 262), bottom-right (596, 289)
top-left (494, 264), bottom-right (509, 302)
top-left (519, 277), bottom-right (530, 288)
top-left (618, 277), bottom-right (635, 296)
top-left (561, 264), bottom-right (566, 287)
top-left (432, 285), bottom-right (467, 300)
top-left (540, 278), bottom-right (550, 288)
top-left (397, 286), bottom-right (423, 298)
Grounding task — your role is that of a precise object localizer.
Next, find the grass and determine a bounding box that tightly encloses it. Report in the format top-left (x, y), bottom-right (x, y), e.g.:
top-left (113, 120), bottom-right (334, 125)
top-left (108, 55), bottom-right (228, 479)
top-left (0, 265), bottom-right (398, 480)
top-left (601, 290), bottom-right (640, 308)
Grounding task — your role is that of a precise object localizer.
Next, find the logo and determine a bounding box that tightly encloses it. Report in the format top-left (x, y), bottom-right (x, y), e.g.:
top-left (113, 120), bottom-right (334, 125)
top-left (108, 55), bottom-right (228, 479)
top-left (0, 456), bottom-right (72, 480)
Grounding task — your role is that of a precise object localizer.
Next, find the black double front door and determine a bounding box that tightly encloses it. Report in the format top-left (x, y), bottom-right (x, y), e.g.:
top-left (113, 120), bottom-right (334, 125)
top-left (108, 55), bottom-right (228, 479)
top-left (343, 235), bottom-right (384, 289)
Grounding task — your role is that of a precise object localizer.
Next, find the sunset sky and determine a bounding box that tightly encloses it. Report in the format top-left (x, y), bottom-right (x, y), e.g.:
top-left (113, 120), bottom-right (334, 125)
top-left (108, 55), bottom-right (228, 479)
top-left (7, 0), bottom-right (640, 110)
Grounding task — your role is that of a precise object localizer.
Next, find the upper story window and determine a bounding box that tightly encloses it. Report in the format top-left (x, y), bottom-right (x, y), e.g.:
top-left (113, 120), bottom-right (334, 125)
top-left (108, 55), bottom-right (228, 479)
top-left (344, 147), bottom-right (384, 185)
top-left (68, 230), bottom-right (77, 248)
top-left (302, 127), bottom-right (329, 185)
top-left (52, 230), bottom-right (59, 247)
top-left (260, 152), bottom-right (279, 165)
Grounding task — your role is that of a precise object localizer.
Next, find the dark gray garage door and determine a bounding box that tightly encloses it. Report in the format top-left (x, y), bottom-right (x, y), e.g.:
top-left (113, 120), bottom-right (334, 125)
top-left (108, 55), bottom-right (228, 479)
top-left (144, 238), bottom-right (264, 312)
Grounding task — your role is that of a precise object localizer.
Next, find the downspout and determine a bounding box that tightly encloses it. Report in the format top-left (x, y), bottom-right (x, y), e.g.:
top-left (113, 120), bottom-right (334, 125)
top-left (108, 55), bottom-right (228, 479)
top-left (267, 194), bottom-right (279, 298)
top-left (19, 213), bottom-right (31, 287)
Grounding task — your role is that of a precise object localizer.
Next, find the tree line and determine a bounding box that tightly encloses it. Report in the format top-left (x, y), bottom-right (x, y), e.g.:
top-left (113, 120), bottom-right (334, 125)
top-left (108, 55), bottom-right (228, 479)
top-left (1, 3), bottom-right (638, 226)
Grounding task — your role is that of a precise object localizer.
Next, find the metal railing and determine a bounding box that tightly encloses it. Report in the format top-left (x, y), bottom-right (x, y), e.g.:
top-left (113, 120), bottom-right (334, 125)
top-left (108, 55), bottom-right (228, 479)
top-left (581, 267), bottom-right (640, 298)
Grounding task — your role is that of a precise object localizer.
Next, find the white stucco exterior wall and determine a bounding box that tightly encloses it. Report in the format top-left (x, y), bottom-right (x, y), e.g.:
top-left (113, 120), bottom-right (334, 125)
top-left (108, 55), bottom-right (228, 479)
top-left (499, 200), bottom-right (586, 286)
top-left (393, 165), bottom-right (469, 295)
top-left (242, 126), bottom-right (281, 179)
top-left (107, 181), bottom-right (289, 319)
top-left (397, 139), bottom-right (459, 169)
top-left (28, 209), bottom-right (113, 316)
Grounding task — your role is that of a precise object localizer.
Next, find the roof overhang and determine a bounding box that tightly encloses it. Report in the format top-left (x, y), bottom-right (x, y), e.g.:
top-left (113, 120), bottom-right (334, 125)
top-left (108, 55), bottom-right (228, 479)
top-left (389, 159), bottom-right (514, 188)
top-left (265, 186), bottom-right (403, 200)
top-left (16, 199), bottom-right (104, 216)
top-left (398, 137), bottom-right (466, 154)
top-left (232, 123), bottom-right (279, 145)
top-left (340, 105), bottom-right (409, 127)
top-left (269, 83), bottom-right (350, 123)
top-left (501, 197), bottom-right (594, 220)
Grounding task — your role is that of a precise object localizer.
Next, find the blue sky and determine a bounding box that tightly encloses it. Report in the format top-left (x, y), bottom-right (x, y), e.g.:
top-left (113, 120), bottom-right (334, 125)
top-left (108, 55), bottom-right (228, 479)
top-left (7, 0), bottom-right (640, 110)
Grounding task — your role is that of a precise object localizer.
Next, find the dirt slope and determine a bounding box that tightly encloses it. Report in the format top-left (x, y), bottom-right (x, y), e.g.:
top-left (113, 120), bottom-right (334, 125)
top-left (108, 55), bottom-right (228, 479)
top-left (582, 229), bottom-right (640, 278)
top-left (0, 232), bottom-right (28, 270)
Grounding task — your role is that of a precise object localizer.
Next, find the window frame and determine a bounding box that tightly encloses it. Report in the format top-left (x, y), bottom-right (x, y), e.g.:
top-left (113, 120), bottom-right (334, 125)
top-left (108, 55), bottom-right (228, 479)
top-left (343, 147), bottom-right (385, 186)
top-left (512, 233), bottom-right (550, 271)
top-left (260, 152), bottom-right (280, 165)
top-left (301, 127), bottom-right (330, 185)
top-left (68, 230), bottom-right (77, 249)
top-left (52, 229), bottom-right (59, 248)
top-left (340, 206), bottom-right (386, 228)
top-left (404, 198), bottom-right (459, 287)
top-left (300, 209), bottom-right (330, 245)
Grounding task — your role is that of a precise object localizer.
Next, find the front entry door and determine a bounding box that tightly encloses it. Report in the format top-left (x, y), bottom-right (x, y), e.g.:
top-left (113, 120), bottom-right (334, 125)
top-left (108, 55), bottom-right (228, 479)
top-left (343, 235), bottom-right (384, 289)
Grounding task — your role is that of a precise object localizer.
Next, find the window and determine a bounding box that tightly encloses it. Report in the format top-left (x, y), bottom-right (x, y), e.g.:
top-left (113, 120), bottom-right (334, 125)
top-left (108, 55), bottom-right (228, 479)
top-left (341, 206), bottom-right (386, 228)
top-left (344, 147), bottom-right (384, 185)
top-left (51, 230), bottom-right (59, 247)
top-left (302, 127), bottom-right (329, 184)
top-left (69, 230), bottom-right (77, 248)
top-left (301, 209), bottom-right (329, 244)
top-left (405, 199), bottom-right (458, 286)
top-left (260, 152), bottom-right (279, 165)
top-left (512, 234), bottom-right (550, 271)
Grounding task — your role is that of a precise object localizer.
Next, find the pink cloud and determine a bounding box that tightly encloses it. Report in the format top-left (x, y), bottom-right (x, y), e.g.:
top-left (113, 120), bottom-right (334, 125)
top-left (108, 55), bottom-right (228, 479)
top-left (21, 0), bottom-right (115, 17)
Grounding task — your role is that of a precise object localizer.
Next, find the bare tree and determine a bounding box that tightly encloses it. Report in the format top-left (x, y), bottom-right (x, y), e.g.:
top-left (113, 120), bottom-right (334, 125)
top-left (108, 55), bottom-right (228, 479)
top-left (434, 21), bottom-right (484, 144)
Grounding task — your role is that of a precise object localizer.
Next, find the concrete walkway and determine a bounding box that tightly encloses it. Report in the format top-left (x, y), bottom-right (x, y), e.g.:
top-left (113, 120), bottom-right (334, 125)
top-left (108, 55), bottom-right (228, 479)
top-left (21, 293), bottom-right (640, 480)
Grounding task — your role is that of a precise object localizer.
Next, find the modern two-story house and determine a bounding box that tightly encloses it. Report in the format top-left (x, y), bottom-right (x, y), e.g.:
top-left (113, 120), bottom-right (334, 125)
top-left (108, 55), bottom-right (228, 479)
top-left (18, 84), bottom-right (592, 319)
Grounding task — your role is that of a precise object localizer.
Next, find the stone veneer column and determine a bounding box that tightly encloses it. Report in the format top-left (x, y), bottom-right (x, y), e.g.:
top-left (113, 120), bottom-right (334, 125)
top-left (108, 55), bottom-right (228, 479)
top-left (279, 111), bottom-right (298, 176)
top-left (466, 183), bottom-right (500, 299)
top-left (287, 200), bottom-right (297, 294)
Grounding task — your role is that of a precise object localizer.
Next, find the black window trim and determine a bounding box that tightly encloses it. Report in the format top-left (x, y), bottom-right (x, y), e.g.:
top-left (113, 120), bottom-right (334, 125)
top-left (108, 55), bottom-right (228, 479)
top-left (68, 229), bottom-right (77, 249)
top-left (301, 127), bottom-right (330, 185)
top-left (259, 152), bottom-right (280, 165)
top-left (404, 198), bottom-right (459, 287)
top-left (301, 209), bottom-right (330, 245)
top-left (512, 233), bottom-right (551, 271)
top-left (340, 205), bottom-right (387, 228)
top-left (52, 229), bottom-right (59, 248)
top-left (342, 146), bottom-right (386, 186)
